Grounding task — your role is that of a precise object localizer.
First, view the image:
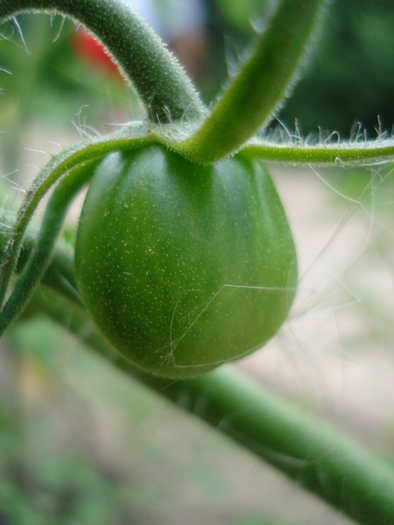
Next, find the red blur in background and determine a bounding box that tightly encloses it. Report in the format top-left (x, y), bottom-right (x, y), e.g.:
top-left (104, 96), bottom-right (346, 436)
top-left (72, 29), bottom-right (122, 79)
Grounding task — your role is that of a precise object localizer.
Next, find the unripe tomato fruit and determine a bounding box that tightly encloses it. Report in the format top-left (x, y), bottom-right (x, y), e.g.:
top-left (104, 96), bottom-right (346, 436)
top-left (75, 145), bottom-right (297, 378)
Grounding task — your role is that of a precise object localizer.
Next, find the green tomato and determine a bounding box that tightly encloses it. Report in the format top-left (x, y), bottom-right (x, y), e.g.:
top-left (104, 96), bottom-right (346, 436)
top-left (75, 145), bottom-right (297, 378)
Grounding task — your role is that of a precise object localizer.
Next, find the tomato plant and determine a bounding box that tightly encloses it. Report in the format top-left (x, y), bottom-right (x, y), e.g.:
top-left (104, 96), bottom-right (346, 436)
top-left (1, 1), bottom-right (394, 524)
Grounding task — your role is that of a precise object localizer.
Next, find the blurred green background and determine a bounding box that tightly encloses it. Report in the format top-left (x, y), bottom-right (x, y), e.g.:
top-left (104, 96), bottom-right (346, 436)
top-left (0, 1), bottom-right (394, 524)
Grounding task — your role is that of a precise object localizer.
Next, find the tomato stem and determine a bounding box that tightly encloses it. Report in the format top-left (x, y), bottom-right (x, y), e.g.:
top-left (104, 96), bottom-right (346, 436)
top-left (0, 215), bottom-right (80, 304)
top-left (177, 0), bottom-right (327, 163)
top-left (0, 0), bottom-right (206, 123)
top-left (0, 160), bottom-right (98, 335)
top-left (240, 138), bottom-right (394, 166)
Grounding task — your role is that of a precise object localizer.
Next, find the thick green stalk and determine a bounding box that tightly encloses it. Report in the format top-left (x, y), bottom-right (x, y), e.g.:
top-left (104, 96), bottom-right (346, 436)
top-left (177, 0), bottom-right (326, 163)
top-left (0, 0), bottom-right (205, 122)
top-left (19, 281), bottom-right (394, 525)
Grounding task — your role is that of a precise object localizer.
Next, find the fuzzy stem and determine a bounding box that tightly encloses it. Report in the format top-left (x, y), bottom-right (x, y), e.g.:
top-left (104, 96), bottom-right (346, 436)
top-left (23, 286), bottom-right (394, 525)
top-left (0, 159), bottom-right (98, 334)
top-left (0, 216), bottom-right (80, 303)
top-left (240, 139), bottom-right (394, 166)
top-left (0, 0), bottom-right (205, 122)
top-left (177, 0), bottom-right (326, 163)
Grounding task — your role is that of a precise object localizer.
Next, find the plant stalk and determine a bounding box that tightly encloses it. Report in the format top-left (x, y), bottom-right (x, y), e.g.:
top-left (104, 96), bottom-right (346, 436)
top-left (0, 217), bottom-right (79, 302)
top-left (178, 0), bottom-right (326, 163)
top-left (0, 159), bottom-right (100, 335)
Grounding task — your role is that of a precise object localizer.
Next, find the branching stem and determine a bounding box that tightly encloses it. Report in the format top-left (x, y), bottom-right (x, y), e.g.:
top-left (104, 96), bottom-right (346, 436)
top-left (178, 0), bottom-right (326, 163)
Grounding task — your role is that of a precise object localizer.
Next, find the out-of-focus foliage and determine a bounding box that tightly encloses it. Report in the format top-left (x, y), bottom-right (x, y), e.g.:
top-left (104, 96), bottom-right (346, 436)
top-left (279, 0), bottom-right (394, 136)
top-left (0, 14), bottom-right (136, 174)
top-left (0, 15), bottom-right (134, 120)
top-left (213, 0), bottom-right (271, 33)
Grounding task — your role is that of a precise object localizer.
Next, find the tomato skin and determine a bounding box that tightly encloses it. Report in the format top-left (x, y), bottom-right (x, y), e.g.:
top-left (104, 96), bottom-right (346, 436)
top-left (75, 145), bottom-right (297, 378)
